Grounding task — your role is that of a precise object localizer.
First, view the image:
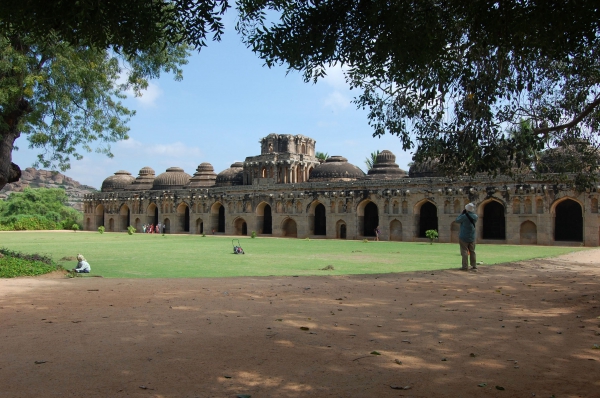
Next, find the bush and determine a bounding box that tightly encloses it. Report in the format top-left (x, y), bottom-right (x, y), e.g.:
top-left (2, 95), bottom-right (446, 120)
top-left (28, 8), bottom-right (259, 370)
top-left (127, 225), bottom-right (136, 235)
top-left (98, 226), bottom-right (105, 234)
top-left (72, 223), bottom-right (80, 232)
top-left (425, 229), bottom-right (439, 244)
top-left (251, 231), bottom-right (257, 238)
top-left (0, 248), bottom-right (63, 278)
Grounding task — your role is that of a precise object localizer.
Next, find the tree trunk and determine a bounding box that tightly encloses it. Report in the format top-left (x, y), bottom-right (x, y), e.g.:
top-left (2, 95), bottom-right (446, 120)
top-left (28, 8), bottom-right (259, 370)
top-left (0, 132), bottom-right (22, 191)
top-left (0, 98), bottom-right (30, 190)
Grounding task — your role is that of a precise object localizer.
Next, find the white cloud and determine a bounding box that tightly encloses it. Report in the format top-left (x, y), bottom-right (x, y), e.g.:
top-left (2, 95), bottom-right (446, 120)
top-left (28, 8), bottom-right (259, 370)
top-left (323, 91), bottom-right (351, 112)
top-left (132, 82), bottom-right (162, 107)
top-left (321, 65), bottom-right (349, 90)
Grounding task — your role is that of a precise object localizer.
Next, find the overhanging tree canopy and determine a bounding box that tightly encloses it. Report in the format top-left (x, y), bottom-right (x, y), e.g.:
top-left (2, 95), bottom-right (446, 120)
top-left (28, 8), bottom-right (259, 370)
top-left (237, 0), bottom-right (600, 186)
top-left (0, 1), bottom-right (230, 190)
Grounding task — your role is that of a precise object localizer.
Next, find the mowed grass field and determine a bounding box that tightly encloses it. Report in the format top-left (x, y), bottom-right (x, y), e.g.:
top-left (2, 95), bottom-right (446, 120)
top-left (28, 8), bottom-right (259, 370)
top-left (0, 231), bottom-right (588, 278)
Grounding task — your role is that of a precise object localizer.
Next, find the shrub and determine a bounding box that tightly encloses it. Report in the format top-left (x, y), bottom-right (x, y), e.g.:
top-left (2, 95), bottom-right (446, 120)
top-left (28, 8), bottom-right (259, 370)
top-left (425, 229), bottom-right (439, 244)
top-left (251, 231), bottom-right (257, 238)
top-left (72, 223), bottom-right (80, 232)
top-left (98, 226), bottom-right (105, 234)
top-left (127, 225), bottom-right (136, 235)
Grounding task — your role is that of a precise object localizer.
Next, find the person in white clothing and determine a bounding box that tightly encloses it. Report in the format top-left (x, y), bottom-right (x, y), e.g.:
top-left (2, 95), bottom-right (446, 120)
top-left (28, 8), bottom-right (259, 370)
top-left (72, 254), bottom-right (91, 273)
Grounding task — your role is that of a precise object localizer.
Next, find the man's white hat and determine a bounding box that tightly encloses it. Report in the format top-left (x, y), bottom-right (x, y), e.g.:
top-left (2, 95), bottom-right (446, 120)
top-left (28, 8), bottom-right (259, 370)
top-left (465, 203), bottom-right (476, 212)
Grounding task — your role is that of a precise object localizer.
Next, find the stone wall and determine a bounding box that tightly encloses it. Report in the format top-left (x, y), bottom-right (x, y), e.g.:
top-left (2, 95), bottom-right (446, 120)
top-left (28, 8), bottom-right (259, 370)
top-left (83, 174), bottom-right (598, 246)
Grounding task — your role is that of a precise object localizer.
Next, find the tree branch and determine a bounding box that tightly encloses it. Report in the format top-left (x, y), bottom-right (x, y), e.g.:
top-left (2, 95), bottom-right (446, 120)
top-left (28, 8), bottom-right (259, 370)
top-left (534, 96), bottom-right (600, 135)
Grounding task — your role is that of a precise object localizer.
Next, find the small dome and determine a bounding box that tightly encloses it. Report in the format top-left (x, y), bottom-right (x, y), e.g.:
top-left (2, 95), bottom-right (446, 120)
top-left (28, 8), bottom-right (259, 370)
top-left (101, 170), bottom-right (135, 192)
top-left (152, 167), bottom-right (192, 190)
top-left (367, 150), bottom-right (407, 179)
top-left (187, 162), bottom-right (217, 187)
top-left (408, 158), bottom-right (443, 178)
top-left (536, 140), bottom-right (599, 173)
top-left (309, 156), bottom-right (365, 182)
top-left (126, 166), bottom-right (156, 190)
top-left (216, 162), bottom-right (244, 186)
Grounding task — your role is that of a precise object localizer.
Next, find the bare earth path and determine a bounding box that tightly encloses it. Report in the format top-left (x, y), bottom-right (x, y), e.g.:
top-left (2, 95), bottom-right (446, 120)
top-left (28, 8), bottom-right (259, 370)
top-left (1, 252), bottom-right (599, 398)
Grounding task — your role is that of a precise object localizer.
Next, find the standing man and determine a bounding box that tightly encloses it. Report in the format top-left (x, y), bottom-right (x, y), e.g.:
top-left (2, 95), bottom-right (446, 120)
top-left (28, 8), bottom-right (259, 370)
top-left (456, 203), bottom-right (478, 270)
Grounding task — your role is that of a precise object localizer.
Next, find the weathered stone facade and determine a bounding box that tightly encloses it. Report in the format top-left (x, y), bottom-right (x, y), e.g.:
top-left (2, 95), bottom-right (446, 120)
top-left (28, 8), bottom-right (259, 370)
top-left (83, 134), bottom-right (598, 246)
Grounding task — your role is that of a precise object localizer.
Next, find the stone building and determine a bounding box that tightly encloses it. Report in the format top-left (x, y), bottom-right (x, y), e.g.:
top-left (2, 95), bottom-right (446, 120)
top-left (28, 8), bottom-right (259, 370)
top-left (83, 134), bottom-right (599, 246)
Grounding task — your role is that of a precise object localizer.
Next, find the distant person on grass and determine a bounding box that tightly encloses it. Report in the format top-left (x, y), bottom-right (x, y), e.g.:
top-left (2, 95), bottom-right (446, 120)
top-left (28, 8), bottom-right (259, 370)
top-left (374, 226), bottom-right (381, 241)
top-left (456, 203), bottom-right (478, 271)
top-left (73, 254), bottom-right (91, 273)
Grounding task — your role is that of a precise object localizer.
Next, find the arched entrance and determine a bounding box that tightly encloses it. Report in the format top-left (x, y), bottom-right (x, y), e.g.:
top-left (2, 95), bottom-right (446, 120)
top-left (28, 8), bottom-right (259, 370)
top-left (555, 199), bottom-right (583, 241)
top-left (218, 206), bottom-right (225, 233)
top-left (234, 218), bottom-right (248, 236)
top-left (314, 203), bottom-right (326, 235)
top-left (282, 218), bottom-right (297, 237)
top-left (164, 218), bottom-right (170, 233)
top-left (336, 220), bottom-right (347, 239)
top-left (177, 203), bottom-right (190, 233)
top-left (95, 205), bottom-right (105, 229)
top-left (147, 203), bottom-right (158, 227)
top-left (120, 204), bottom-right (130, 231)
top-left (419, 202), bottom-right (438, 238)
top-left (256, 202), bottom-right (273, 234)
top-left (363, 202), bottom-right (379, 237)
top-left (483, 201), bottom-right (505, 239)
top-left (196, 218), bottom-right (204, 234)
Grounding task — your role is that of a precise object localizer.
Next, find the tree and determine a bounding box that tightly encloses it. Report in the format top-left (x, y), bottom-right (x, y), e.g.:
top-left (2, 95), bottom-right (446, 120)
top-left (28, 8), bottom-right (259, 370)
top-left (0, 1), bottom-right (230, 191)
top-left (237, 1), bottom-right (600, 186)
top-left (364, 150), bottom-right (380, 171)
top-left (0, 187), bottom-right (82, 230)
top-left (0, 1), bottom-right (229, 55)
top-left (0, 33), bottom-right (189, 190)
top-left (315, 151), bottom-right (328, 162)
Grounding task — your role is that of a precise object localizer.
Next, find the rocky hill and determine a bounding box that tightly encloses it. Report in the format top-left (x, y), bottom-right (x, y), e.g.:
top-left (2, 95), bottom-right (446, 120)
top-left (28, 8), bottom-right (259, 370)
top-left (0, 168), bottom-right (98, 211)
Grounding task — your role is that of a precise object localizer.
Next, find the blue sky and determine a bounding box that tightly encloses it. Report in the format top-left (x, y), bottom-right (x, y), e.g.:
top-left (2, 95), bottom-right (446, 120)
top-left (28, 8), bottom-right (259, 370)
top-left (12, 17), bottom-right (414, 189)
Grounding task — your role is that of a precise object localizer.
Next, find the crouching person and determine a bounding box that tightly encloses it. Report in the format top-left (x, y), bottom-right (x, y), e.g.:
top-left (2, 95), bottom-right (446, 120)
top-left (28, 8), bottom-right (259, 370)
top-left (73, 254), bottom-right (91, 273)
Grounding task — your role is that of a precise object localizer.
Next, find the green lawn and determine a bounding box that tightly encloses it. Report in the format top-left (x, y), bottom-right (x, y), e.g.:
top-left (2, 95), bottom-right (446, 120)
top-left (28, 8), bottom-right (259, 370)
top-left (0, 231), bottom-right (588, 278)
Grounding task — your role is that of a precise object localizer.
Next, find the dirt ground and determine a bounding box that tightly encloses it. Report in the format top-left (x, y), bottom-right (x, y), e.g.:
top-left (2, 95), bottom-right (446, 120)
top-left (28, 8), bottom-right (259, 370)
top-left (1, 251), bottom-right (599, 398)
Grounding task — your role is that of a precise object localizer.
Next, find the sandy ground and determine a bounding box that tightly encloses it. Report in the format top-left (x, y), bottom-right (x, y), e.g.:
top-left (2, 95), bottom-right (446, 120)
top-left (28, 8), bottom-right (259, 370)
top-left (1, 252), bottom-right (599, 398)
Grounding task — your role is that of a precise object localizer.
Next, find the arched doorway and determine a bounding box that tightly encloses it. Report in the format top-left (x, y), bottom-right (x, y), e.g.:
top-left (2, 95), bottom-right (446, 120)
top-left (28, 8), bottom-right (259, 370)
top-left (196, 218), bottom-right (204, 234)
top-left (234, 218), bottom-right (248, 236)
top-left (314, 203), bottom-right (326, 235)
top-left (108, 218), bottom-right (114, 232)
top-left (483, 201), bottom-right (505, 239)
top-left (555, 199), bottom-right (583, 241)
top-left (419, 202), bottom-right (438, 238)
top-left (164, 218), bottom-right (170, 233)
top-left (120, 205), bottom-right (130, 231)
top-left (256, 202), bottom-right (273, 234)
top-left (184, 206), bottom-right (190, 232)
top-left (95, 205), bottom-right (105, 229)
top-left (363, 202), bottom-right (379, 237)
top-left (336, 220), bottom-right (347, 239)
top-left (147, 203), bottom-right (158, 227)
top-left (218, 205), bottom-right (225, 233)
top-left (282, 218), bottom-right (297, 237)
top-left (264, 204), bottom-right (272, 234)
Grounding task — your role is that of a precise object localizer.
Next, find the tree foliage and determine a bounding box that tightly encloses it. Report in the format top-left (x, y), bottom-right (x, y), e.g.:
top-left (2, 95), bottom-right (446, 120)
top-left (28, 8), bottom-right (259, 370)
top-left (0, 2), bottom-right (230, 190)
top-left (0, 1), bottom-right (229, 54)
top-left (364, 150), bottom-right (380, 171)
top-left (237, 1), bottom-right (600, 186)
top-left (0, 187), bottom-right (81, 230)
top-left (315, 151), bottom-right (328, 161)
top-left (0, 33), bottom-right (189, 190)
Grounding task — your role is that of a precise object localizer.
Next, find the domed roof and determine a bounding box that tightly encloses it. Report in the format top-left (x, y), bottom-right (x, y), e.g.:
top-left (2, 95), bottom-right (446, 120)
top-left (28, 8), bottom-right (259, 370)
top-left (408, 158), bottom-right (444, 178)
top-left (126, 166), bottom-right (156, 190)
top-left (367, 150), bottom-right (407, 179)
top-left (152, 167), bottom-right (192, 190)
top-left (187, 162), bottom-right (217, 187)
top-left (309, 156), bottom-right (365, 182)
top-left (215, 162), bottom-right (244, 186)
top-left (536, 140), bottom-right (599, 173)
top-left (101, 170), bottom-right (135, 192)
